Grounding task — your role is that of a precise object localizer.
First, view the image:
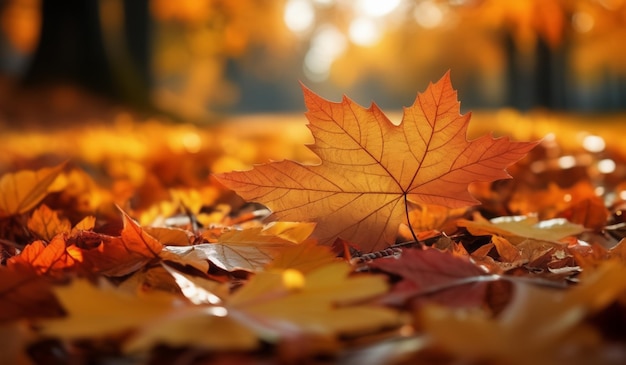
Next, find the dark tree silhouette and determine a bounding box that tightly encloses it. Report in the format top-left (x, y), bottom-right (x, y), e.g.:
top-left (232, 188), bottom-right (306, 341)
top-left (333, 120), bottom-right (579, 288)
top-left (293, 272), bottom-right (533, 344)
top-left (21, 0), bottom-right (152, 111)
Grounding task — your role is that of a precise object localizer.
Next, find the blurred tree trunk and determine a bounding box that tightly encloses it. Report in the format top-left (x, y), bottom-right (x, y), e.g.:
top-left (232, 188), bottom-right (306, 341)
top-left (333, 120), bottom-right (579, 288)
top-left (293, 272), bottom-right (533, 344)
top-left (504, 33), bottom-right (567, 111)
top-left (22, 0), bottom-right (153, 111)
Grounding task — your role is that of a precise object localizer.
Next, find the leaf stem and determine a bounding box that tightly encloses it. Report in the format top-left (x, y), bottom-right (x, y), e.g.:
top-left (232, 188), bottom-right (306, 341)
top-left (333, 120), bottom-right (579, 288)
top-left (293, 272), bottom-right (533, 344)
top-left (403, 194), bottom-right (423, 248)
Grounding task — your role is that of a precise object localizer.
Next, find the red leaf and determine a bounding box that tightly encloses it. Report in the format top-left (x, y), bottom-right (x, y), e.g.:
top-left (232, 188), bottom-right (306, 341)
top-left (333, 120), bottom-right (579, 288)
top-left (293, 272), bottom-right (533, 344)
top-left (370, 248), bottom-right (494, 308)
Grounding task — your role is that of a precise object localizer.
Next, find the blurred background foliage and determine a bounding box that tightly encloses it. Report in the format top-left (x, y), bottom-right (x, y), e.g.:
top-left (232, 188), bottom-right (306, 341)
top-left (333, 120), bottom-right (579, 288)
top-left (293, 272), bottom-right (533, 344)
top-left (0, 0), bottom-right (625, 124)
top-left (0, 0), bottom-right (625, 230)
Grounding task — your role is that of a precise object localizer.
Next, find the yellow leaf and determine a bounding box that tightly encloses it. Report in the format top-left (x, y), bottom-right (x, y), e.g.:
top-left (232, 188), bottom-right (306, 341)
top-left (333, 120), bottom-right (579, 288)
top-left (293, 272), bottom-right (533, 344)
top-left (27, 204), bottom-right (72, 241)
top-left (70, 215), bottom-right (96, 234)
top-left (39, 279), bottom-right (181, 339)
top-left (40, 277), bottom-right (256, 354)
top-left (261, 221), bottom-right (316, 243)
top-left (227, 262), bottom-right (401, 338)
top-left (124, 307), bottom-right (257, 353)
top-left (458, 213), bottom-right (585, 242)
top-left (267, 239), bottom-right (338, 273)
top-left (0, 163), bottom-right (66, 217)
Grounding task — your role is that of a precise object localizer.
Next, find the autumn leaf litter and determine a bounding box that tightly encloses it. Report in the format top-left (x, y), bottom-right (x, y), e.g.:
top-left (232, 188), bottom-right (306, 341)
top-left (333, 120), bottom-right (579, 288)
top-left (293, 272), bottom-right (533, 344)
top-left (2, 73), bottom-right (626, 364)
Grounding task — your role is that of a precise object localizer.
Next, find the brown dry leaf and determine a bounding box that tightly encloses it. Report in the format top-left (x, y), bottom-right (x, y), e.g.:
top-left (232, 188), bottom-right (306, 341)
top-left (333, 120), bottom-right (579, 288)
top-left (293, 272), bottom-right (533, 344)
top-left (27, 204), bottom-right (72, 241)
top-left (491, 236), bottom-right (522, 263)
top-left (216, 73), bottom-right (538, 252)
top-left (163, 223), bottom-right (316, 272)
top-left (420, 260), bottom-right (626, 365)
top-left (516, 238), bottom-right (563, 264)
top-left (77, 210), bottom-right (163, 276)
top-left (0, 163), bottom-right (66, 217)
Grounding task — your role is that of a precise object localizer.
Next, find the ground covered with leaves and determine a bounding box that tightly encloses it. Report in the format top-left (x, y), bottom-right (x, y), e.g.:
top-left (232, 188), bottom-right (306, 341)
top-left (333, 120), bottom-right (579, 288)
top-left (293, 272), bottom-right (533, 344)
top-left (2, 76), bottom-right (626, 365)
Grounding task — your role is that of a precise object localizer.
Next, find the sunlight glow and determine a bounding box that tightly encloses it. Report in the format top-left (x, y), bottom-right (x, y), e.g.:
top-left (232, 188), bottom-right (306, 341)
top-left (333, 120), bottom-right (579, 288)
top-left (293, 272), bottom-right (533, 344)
top-left (182, 131), bottom-right (202, 153)
top-left (595, 186), bottom-right (605, 196)
top-left (582, 135), bottom-right (605, 152)
top-left (356, 0), bottom-right (402, 17)
top-left (304, 25), bottom-right (346, 81)
top-left (597, 159), bottom-right (616, 174)
top-left (348, 17), bottom-right (381, 46)
top-left (284, 0), bottom-right (316, 34)
top-left (205, 306), bottom-right (229, 317)
top-left (558, 156), bottom-right (577, 169)
top-left (414, 1), bottom-right (444, 29)
top-left (620, 190), bottom-right (626, 200)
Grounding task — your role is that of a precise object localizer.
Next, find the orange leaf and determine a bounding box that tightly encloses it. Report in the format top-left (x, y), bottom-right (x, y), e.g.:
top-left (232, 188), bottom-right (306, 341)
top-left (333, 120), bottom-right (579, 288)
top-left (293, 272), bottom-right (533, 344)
top-left (67, 212), bottom-right (163, 276)
top-left (14, 236), bottom-right (78, 275)
top-left (0, 163), bottom-right (66, 217)
top-left (267, 239), bottom-right (338, 273)
top-left (557, 196), bottom-right (609, 231)
top-left (216, 73), bottom-right (538, 252)
top-left (78, 210), bottom-right (163, 276)
top-left (491, 236), bottom-right (522, 263)
top-left (27, 204), bottom-right (72, 241)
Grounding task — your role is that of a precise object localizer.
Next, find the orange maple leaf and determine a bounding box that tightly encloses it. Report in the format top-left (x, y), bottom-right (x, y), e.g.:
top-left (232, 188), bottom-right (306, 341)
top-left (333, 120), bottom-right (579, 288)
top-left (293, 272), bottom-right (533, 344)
top-left (216, 73), bottom-right (538, 252)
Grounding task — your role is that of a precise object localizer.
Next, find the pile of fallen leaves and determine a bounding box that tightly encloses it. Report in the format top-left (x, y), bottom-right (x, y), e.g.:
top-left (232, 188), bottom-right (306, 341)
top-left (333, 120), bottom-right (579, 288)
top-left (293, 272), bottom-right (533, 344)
top-left (2, 73), bottom-right (626, 365)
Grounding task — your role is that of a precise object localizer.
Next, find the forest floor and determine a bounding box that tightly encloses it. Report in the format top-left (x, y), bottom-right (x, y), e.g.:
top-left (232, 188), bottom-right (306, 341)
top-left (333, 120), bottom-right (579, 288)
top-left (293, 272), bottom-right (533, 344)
top-left (2, 95), bottom-right (626, 364)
